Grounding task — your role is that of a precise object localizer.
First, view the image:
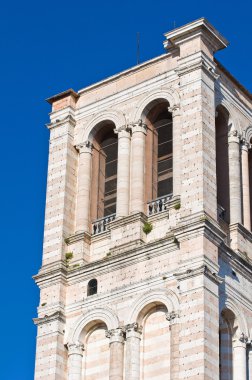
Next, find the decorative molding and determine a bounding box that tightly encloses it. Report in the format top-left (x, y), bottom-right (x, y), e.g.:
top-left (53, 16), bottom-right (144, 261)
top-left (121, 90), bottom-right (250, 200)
top-left (174, 264), bottom-right (223, 285)
top-left (33, 311), bottom-right (65, 326)
top-left (47, 114), bottom-right (76, 130)
top-left (125, 322), bottom-right (142, 334)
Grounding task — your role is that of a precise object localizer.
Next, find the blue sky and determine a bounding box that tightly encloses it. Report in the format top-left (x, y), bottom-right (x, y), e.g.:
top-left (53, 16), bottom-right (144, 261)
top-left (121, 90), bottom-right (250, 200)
top-left (0, 0), bottom-right (251, 379)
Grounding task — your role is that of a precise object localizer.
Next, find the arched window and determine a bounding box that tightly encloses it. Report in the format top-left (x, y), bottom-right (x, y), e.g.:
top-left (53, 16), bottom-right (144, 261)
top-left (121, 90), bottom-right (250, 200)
top-left (145, 101), bottom-right (173, 205)
top-left (91, 122), bottom-right (118, 221)
top-left (87, 279), bottom-right (97, 296)
top-left (215, 106), bottom-right (230, 224)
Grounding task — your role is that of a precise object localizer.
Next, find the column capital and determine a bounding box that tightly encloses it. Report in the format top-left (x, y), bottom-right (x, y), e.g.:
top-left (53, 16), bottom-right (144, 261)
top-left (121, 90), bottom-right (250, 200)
top-left (67, 341), bottom-right (85, 356)
top-left (168, 104), bottom-right (180, 117)
top-left (106, 328), bottom-right (125, 344)
top-left (114, 125), bottom-right (131, 137)
top-left (165, 310), bottom-right (180, 324)
top-left (241, 137), bottom-right (250, 151)
top-left (130, 119), bottom-right (147, 134)
top-left (125, 322), bottom-right (142, 338)
top-left (75, 140), bottom-right (93, 154)
top-left (228, 129), bottom-right (241, 143)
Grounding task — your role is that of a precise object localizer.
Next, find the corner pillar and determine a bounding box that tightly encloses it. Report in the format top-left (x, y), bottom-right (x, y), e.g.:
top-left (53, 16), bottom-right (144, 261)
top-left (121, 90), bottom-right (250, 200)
top-left (130, 120), bottom-right (147, 214)
top-left (75, 141), bottom-right (93, 233)
top-left (106, 328), bottom-right (125, 380)
top-left (125, 323), bottom-right (142, 380)
top-left (228, 130), bottom-right (242, 224)
top-left (67, 342), bottom-right (84, 380)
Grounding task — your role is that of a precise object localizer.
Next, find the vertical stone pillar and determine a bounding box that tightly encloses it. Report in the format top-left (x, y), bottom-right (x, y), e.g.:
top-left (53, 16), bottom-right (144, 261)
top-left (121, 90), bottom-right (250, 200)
top-left (67, 342), bottom-right (84, 380)
top-left (241, 138), bottom-right (251, 230)
top-left (125, 323), bottom-right (142, 380)
top-left (168, 105), bottom-right (181, 198)
top-left (106, 328), bottom-right (125, 380)
top-left (166, 311), bottom-right (180, 380)
top-left (115, 126), bottom-right (131, 218)
top-left (228, 130), bottom-right (242, 224)
top-left (75, 141), bottom-right (93, 233)
top-left (130, 120), bottom-right (147, 214)
top-left (248, 344), bottom-right (252, 380)
top-left (233, 334), bottom-right (247, 380)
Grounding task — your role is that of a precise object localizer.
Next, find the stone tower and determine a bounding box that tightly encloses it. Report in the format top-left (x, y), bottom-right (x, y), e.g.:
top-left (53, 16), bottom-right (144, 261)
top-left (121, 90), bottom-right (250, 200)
top-left (34, 18), bottom-right (252, 380)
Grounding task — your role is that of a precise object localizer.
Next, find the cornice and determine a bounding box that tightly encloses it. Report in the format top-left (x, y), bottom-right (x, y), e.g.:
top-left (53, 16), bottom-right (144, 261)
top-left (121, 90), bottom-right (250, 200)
top-left (173, 211), bottom-right (226, 246)
top-left (174, 264), bottom-right (223, 285)
top-left (46, 114), bottom-right (76, 130)
top-left (33, 310), bottom-right (65, 326)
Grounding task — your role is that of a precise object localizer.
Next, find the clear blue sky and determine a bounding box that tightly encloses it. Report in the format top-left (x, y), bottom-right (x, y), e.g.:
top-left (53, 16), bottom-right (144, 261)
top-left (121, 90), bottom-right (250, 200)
top-left (0, 0), bottom-right (251, 379)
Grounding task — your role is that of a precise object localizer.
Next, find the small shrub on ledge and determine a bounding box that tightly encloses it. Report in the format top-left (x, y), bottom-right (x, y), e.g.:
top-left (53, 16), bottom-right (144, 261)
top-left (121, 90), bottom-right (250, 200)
top-left (143, 222), bottom-right (153, 234)
top-left (174, 202), bottom-right (181, 210)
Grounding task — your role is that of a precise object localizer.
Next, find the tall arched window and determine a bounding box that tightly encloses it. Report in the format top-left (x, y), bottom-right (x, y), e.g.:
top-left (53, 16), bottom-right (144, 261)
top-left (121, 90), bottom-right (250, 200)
top-left (215, 106), bottom-right (230, 224)
top-left (91, 122), bottom-right (118, 222)
top-left (145, 101), bottom-right (173, 207)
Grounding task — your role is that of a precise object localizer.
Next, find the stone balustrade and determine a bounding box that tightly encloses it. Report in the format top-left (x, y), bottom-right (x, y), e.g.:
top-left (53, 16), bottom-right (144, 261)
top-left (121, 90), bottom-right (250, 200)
top-left (147, 194), bottom-right (172, 216)
top-left (92, 214), bottom-right (116, 235)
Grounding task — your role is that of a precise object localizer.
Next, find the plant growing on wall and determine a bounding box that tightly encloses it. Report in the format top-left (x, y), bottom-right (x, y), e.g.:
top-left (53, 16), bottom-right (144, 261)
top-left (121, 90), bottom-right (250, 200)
top-left (143, 222), bottom-right (153, 234)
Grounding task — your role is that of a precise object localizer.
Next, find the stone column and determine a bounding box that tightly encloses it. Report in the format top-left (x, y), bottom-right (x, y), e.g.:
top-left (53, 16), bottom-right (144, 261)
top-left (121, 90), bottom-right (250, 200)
top-left (115, 126), bottom-right (131, 218)
top-left (106, 328), bottom-right (125, 380)
top-left (125, 323), bottom-right (142, 380)
top-left (248, 343), bottom-right (252, 380)
top-left (168, 105), bottom-right (181, 198)
top-left (130, 120), bottom-right (147, 214)
top-left (166, 311), bottom-right (180, 380)
top-left (233, 334), bottom-right (247, 380)
top-left (67, 342), bottom-right (84, 380)
top-left (228, 130), bottom-right (242, 224)
top-left (241, 138), bottom-right (251, 230)
top-left (75, 141), bottom-right (93, 233)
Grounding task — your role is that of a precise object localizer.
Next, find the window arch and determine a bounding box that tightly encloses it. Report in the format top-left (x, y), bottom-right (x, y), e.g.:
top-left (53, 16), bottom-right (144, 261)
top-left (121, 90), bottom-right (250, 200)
top-left (215, 105), bottom-right (230, 224)
top-left (145, 101), bottom-right (173, 203)
top-left (87, 279), bottom-right (98, 296)
top-left (90, 122), bottom-right (118, 221)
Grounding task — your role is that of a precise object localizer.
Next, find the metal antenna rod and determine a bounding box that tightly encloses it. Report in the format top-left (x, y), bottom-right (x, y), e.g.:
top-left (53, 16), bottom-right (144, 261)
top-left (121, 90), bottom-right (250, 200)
top-left (137, 32), bottom-right (140, 65)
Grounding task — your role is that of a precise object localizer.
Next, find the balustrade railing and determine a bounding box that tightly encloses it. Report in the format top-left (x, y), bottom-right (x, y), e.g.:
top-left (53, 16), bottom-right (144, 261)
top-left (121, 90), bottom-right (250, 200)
top-left (147, 194), bottom-right (172, 216)
top-left (92, 214), bottom-right (116, 235)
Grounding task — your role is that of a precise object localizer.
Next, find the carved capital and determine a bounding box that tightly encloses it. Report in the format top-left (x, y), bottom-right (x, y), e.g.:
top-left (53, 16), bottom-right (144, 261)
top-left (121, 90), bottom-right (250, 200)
top-left (239, 332), bottom-right (248, 344)
top-left (241, 137), bottom-right (250, 151)
top-left (165, 311), bottom-right (179, 323)
top-left (76, 141), bottom-right (93, 154)
top-left (130, 119), bottom-right (147, 134)
top-left (125, 322), bottom-right (142, 338)
top-left (168, 104), bottom-right (180, 117)
top-left (114, 125), bottom-right (131, 137)
top-left (67, 341), bottom-right (85, 356)
top-left (228, 129), bottom-right (241, 140)
top-left (106, 328), bottom-right (125, 343)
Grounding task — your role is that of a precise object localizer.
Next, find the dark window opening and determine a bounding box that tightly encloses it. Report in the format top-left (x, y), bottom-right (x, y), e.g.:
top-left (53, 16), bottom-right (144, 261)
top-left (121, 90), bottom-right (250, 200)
top-left (87, 279), bottom-right (98, 296)
top-left (215, 106), bottom-right (230, 224)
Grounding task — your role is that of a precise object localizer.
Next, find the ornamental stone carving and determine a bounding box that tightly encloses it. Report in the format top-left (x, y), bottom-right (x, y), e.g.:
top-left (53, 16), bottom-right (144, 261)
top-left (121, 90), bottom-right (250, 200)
top-left (67, 341), bottom-right (85, 356)
top-left (106, 328), bottom-right (125, 343)
top-left (75, 140), bottom-right (93, 154)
